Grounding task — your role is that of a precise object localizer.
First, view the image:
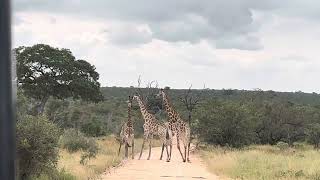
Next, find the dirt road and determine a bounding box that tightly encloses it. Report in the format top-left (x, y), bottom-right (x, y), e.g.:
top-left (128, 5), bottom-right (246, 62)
top-left (101, 143), bottom-right (219, 180)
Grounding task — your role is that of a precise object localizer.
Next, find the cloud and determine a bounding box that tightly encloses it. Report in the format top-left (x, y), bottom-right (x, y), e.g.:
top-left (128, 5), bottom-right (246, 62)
top-left (106, 24), bottom-right (152, 46)
top-left (13, 0), bottom-right (283, 50)
top-left (12, 0), bottom-right (320, 92)
top-left (214, 35), bottom-right (262, 50)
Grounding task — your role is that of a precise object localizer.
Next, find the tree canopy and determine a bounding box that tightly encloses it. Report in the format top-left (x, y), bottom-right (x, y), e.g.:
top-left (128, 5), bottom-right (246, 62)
top-left (15, 44), bottom-right (103, 114)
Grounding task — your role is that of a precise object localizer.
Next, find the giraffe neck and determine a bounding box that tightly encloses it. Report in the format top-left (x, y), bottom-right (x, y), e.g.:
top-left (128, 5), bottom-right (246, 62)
top-left (134, 96), bottom-right (153, 123)
top-left (127, 102), bottom-right (132, 128)
top-left (162, 92), bottom-right (180, 122)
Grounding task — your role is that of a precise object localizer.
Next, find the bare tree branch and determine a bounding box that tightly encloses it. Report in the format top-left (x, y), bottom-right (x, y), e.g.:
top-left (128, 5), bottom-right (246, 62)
top-left (180, 84), bottom-right (206, 128)
top-left (135, 76), bottom-right (159, 113)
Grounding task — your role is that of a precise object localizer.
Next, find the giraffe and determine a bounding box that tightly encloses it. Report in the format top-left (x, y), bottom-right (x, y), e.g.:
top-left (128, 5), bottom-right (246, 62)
top-left (132, 94), bottom-right (172, 162)
top-left (158, 89), bottom-right (191, 162)
top-left (118, 96), bottom-right (135, 159)
top-left (160, 122), bottom-right (173, 161)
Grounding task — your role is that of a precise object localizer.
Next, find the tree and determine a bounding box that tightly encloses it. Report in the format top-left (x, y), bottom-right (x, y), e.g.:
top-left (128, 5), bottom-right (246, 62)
top-left (306, 123), bottom-right (320, 148)
top-left (135, 76), bottom-right (161, 114)
top-left (180, 85), bottom-right (205, 142)
top-left (181, 85), bottom-right (203, 125)
top-left (256, 102), bottom-right (306, 145)
top-left (45, 98), bottom-right (70, 126)
top-left (15, 44), bottom-right (103, 114)
top-left (196, 100), bottom-right (257, 148)
top-left (81, 118), bottom-right (106, 137)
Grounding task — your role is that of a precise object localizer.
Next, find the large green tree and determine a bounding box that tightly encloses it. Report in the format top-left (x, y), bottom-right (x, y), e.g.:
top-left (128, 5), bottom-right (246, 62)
top-left (15, 44), bottom-right (103, 114)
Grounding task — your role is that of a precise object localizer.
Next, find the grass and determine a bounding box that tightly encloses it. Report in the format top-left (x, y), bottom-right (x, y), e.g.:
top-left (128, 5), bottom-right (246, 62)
top-left (58, 135), bottom-right (162, 180)
top-left (35, 169), bottom-right (76, 180)
top-left (201, 144), bottom-right (320, 180)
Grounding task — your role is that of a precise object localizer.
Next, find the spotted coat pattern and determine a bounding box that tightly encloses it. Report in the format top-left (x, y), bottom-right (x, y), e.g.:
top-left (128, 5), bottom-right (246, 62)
top-left (159, 89), bottom-right (191, 162)
top-left (133, 95), bottom-right (172, 161)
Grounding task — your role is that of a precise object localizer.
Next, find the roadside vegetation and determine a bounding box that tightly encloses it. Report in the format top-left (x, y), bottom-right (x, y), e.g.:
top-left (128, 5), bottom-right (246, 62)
top-left (201, 144), bottom-right (320, 180)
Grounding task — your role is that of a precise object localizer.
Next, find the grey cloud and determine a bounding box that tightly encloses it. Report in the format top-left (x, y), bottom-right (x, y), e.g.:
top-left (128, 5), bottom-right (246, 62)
top-left (215, 35), bottom-right (263, 50)
top-left (13, 0), bottom-right (318, 50)
top-left (271, 0), bottom-right (320, 20)
top-left (107, 26), bottom-right (152, 46)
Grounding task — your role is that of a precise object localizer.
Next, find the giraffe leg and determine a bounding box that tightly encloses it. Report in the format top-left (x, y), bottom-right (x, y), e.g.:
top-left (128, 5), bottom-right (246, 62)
top-left (139, 136), bottom-right (147, 160)
top-left (184, 144), bottom-right (187, 163)
top-left (160, 144), bottom-right (164, 160)
top-left (169, 144), bottom-right (172, 161)
top-left (118, 143), bottom-right (122, 156)
top-left (165, 145), bottom-right (170, 162)
top-left (131, 140), bottom-right (135, 159)
top-left (187, 142), bottom-right (191, 162)
top-left (124, 143), bottom-right (129, 158)
top-left (176, 136), bottom-right (186, 162)
top-left (147, 139), bottom-right (152, 160)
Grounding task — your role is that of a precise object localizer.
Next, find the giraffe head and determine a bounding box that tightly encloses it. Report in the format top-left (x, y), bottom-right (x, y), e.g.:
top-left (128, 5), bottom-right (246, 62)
top-left (132, 94), bottom-right (140, 101)
top-left (156, 88), bottom-right (165, 98)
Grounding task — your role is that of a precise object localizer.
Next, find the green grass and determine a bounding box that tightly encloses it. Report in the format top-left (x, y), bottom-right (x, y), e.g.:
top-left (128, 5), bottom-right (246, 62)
top-left (201, 144), bottom-right (320, 180)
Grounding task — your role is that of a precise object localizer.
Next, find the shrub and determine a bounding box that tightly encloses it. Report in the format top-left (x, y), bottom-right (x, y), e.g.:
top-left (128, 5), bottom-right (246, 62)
top-left (81, 119), bottom-right (106, 137)
top-left (60, 129), bottom-right (97, 152)
top-left (276, 141), bottom-right (289, 150)
top-left (16, 115), bottom-right (60, 179)
top-left (60, 129), bottom-right (98, 164)
top-left (34, 169), bottom-right (76, 180)
top-left (80, 138), bottom-right (99, 165)
top-left (306, 123), bottom-right (320, 148)
top-left (60, 129), bottom-right (90, 152)
top-left (292, 142), bottom-right (307, 150)
top-left (196, 100), bottom-right (257, 148)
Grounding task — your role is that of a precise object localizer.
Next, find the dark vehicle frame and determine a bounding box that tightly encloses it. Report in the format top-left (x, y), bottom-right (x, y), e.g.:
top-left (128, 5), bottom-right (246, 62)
top-left (0, 0), bottom-right (15, 179)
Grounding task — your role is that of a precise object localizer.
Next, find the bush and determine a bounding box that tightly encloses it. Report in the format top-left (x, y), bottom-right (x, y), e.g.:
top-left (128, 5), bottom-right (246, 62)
top-left (81, 119), bottom-right (106, 137)
top-left (306, 123), bottom-right (320, 148)
top-left (292, 142), bottom-right (308, 150)
top-left (59, 129), bottom-right (87, 152)
top-left (60, 128), bottom-right (98, 164)
top-left (196, 100), bottom-right (257, 148)
top-left (16, 115), bottom-right (60, 179)
top-left (59, 128), bottom-right (98, 153)
top-left (34, 169), bottom-right (76, 180)
top-left (276, 141), bottom-right (289, 150)
top-left (80, 138), bottom-right (99, 165)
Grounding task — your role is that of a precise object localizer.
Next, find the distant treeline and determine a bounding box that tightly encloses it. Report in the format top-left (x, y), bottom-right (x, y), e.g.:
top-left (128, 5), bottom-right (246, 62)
top-left (100, 87), bottom-right (320, 148)
top-left (102, 86), bottom-right (320, 106)
top-left (18, 86), bottom-right (320, 149)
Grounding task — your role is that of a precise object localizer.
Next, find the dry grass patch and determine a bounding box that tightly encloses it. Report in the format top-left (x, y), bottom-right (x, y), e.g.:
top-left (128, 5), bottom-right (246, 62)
top-left (201, 145), bottom-right (320, 180)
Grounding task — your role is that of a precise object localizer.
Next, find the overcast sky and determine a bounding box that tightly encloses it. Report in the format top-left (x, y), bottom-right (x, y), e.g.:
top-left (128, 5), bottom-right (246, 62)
top-left (12, 0), bottom-right (320, 92)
